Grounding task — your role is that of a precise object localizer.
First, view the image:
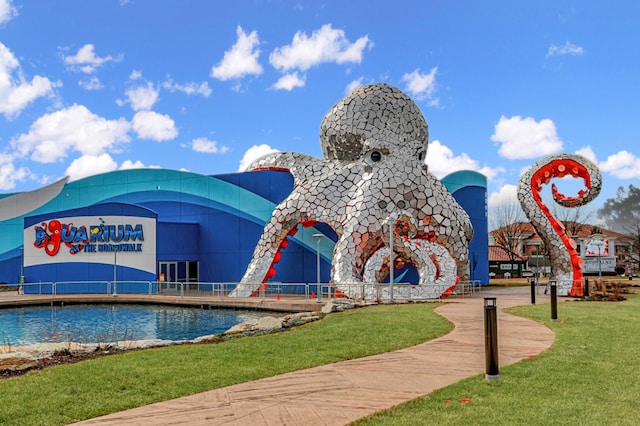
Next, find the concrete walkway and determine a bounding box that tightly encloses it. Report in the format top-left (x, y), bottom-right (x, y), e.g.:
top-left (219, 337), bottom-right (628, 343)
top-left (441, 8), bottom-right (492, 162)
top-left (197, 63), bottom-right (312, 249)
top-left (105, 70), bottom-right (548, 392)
top-left (73, 286), bottom-right (555, 426)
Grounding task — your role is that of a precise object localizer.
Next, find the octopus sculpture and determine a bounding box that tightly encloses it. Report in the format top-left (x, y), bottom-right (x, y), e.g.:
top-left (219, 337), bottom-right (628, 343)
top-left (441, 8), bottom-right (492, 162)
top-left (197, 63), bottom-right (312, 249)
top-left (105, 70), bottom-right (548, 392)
top-left (517, 153), bottom-right (602, 296)
top-left (231, 83), bottom-right (474, 299)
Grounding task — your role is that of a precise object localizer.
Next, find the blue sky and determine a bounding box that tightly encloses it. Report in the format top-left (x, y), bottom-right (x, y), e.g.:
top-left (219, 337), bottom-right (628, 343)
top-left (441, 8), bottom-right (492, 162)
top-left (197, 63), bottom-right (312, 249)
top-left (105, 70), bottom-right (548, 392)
top-left (1, 0), bottom-right (638, 220)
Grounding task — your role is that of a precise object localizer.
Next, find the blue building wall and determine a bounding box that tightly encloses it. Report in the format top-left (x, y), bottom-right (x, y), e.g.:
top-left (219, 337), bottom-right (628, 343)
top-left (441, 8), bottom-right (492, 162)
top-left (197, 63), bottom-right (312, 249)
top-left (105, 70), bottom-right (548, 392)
top-left (441, 170), bottom-right (489, 285)
top-left (0, 167), bottom-right (487, 287)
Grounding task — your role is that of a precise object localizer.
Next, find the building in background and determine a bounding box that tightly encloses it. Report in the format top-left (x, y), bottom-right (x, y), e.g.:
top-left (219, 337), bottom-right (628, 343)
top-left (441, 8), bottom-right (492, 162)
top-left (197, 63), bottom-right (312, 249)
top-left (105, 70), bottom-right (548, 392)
top-left (489, 222), bottom-right (631, 279)
top-left (441, 170), bottom-right (489, 284)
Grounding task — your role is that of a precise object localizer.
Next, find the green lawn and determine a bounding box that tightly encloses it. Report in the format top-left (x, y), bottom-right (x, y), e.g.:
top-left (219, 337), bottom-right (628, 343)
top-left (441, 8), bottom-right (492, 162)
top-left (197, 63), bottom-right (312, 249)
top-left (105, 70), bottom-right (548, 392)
top-left (4, 292), bottom-right (638, 426)
top-left (356, 291), bottom-right (640, 425)
top-left (0, 302), bottom-right (451, 426)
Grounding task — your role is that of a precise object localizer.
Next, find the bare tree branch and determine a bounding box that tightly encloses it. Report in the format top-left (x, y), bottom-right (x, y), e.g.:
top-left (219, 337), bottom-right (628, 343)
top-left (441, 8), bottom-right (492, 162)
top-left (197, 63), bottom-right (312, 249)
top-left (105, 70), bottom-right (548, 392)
top-left (489, 201), bottom-right (528, 264)
top-left (549, 204), bottom-right (595, 237)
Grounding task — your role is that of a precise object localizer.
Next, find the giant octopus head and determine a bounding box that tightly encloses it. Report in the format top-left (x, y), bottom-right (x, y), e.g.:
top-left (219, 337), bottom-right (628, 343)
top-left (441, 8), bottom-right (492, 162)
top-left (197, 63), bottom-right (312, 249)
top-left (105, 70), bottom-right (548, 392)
top-left (319, 83), bottom-right (429, 167)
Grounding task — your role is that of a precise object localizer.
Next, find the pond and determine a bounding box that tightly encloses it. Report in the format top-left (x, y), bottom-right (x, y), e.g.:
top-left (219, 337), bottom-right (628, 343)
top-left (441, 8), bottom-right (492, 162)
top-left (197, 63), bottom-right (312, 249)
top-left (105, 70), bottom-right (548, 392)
top-left (0, 303), bottom-right (275, 347)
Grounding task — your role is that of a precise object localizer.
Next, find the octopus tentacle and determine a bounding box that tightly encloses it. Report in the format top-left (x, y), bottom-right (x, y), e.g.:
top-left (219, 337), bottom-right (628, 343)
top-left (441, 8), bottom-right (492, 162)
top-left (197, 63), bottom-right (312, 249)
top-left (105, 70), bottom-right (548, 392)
top-left (517, 153), bottom-right (602, 296)
top-left (361, 240), bottom-right (457, 300)
top-left (249, 152), bottom-right (324, 182)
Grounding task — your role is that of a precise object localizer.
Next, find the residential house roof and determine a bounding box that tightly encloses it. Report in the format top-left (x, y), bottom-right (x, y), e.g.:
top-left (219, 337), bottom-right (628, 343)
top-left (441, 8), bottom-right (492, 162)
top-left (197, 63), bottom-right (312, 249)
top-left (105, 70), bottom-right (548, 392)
top-left (488, 245), bottom-right (527, 262)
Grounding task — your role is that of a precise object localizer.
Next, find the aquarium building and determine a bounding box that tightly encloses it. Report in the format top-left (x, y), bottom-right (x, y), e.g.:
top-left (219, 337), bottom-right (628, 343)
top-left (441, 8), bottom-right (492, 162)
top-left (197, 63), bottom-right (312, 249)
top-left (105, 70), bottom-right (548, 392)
top-left (0, 168), bottom-right (488, 292)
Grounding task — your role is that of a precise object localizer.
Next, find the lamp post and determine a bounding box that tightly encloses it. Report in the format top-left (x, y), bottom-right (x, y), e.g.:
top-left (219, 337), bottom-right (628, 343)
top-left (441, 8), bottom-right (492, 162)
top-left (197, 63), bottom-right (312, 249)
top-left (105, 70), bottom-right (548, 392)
top-left (550, 281), bottom-right (558, 321)
top-left (598, 244), bottom-right (602, 280)
top-left (484, 297), bottom-right (499, 380)
top-left (535, 242), bottom-right (540, 291)
top-left (18, 247), bottom-right (24, 287)
top-left (312, 233), bottom-right (323, 302)
top-left (377, 200), bottom-right (403, 302)
top-left (594, 235), bottom-right (603, 281)
top-left (590, 233), bottom-right (604, 281)
top-left (389, 214), bottom-right (395, 301)
top-left (113, 250), bottom-right (118, 296)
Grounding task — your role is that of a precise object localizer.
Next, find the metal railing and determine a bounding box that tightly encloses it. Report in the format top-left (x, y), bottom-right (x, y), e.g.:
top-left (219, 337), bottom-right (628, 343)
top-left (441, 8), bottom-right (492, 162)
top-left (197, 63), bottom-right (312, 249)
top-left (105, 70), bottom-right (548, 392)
top-left (4, 280), bottom-right (486, 302)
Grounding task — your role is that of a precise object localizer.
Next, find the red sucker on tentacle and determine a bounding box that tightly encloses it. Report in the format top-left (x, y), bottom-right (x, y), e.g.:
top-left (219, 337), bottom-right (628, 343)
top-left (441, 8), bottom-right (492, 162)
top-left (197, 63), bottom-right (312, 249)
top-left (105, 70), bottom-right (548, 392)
top-left (253, 232), bottom-right (294, 296)
top-left (415, 230), bottom-right (437, 242)
top-left (440, 278), bottom-right (460, 299)
top-left (330, 284), bottom-right (349, 298)
top-left (251, 167), bottom-right (291, 172)
top-left (430, 253), bottom-right (441, 280)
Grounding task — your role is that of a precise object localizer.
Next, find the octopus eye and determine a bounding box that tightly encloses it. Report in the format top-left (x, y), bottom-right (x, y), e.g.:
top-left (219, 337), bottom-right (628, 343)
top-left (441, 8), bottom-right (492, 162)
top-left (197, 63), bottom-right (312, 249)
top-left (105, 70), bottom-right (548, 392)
top-left (365, 150), bottom-right (384, 165)
top-left (417, 150), bottom-right (426, 162)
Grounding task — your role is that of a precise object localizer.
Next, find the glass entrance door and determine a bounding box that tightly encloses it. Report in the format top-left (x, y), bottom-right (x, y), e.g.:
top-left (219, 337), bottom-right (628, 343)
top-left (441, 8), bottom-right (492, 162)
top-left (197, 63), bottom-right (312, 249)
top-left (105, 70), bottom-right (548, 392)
top-left (158, 261), bottom-right (177, 283)
top-left (158, 261), bottom-right (199, 292)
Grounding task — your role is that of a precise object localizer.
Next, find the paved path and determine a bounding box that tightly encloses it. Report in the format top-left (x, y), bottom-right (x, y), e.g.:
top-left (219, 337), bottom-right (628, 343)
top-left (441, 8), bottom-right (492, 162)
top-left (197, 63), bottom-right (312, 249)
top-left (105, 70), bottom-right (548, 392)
top-left (73, 286), bottom-right (555, 426)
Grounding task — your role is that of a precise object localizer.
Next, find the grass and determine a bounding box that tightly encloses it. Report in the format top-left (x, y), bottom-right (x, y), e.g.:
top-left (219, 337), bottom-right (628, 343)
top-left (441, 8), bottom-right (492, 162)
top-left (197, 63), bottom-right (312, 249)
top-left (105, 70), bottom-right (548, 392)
top-left (355, 291), bottom-right (640, 426)
top-left (0, 302), bottom-right (451, 426)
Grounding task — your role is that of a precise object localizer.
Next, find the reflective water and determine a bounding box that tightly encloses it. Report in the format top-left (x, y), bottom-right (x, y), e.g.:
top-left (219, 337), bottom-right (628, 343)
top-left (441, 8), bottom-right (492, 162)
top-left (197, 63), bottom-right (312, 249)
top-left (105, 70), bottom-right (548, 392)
top-left (0, 304), bottom-right (272, 346)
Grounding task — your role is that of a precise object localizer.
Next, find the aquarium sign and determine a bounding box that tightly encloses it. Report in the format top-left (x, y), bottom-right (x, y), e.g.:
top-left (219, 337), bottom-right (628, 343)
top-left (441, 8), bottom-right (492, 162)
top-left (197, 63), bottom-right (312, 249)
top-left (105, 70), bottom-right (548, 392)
top-left (33, 219), bottom-right (145, 257)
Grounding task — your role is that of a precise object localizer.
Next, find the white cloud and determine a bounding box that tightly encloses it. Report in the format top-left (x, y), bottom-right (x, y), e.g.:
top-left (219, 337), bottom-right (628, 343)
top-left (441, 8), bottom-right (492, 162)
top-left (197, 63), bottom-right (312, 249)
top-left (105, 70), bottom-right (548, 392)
top-left (0, 0), bottom-right (17, 24)
top-left (238, 144), bottom-right (280, 171)
top-left (575, 146), bottom-right (597, 164)
top-left (488, 184), bottom-right (519, 208)
top-left (123, 82), bottom-right (159, 111)
top-left (210, 26), bottom-right (263, 81)
top-left (79, 76), bottom-right (103, 90)
top-left (131, 110), bottom-right (177, 141)
top-left (598, 150), bottom-right (640, 179)
top-left (574, 145), bottom-right (640, 179)
top-left (12, 104), bottom-right (131, 163)
top-left (345, 78), bottom-right (365, 94)
top-left (269, 24), bottom-right (372, 72)
top-left (162, 78), bottom-right (211, 97)
top-left (401, 67), bottom-right (439, 106)
top-left (546, 41), bottom-right (585, 58)
top-left (66, 156), bottom-right (157, 182)
top-left (63, 44), bottom-right (122, 74)
top-left (65, 153), bottom-right (118, 181)
top-left (0, 157), bottom-right (29, 190)
top-left (0, 42), bottom-right (59, 119)
top-left (491, 115), bottom-right (563, 159)
top-left (425, 140), bottom-right (503, 180)
top-left (119, 159), bottom-right (146, 169)
top-left (190, 137), bottom-right (229, 154)
top-left (271, 72), bottom-right (306, 91)
top-left (129, 69), bottom-right (143, 80)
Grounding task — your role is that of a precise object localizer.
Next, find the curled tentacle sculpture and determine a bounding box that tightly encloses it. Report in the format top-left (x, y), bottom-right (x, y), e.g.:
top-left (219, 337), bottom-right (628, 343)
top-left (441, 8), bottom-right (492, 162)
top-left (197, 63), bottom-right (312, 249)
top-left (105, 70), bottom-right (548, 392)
top-left (517, 153), bottom-right (602, 296)
top-left (362, 241), bottom-right (457, 300)
top-left (231, 83), bottom-right (473, 299)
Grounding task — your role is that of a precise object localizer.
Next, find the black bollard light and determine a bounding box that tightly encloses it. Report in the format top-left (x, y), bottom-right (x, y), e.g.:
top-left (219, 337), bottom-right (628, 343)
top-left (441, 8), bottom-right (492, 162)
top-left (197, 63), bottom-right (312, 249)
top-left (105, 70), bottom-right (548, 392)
top-left (584, 277), bottom-right (589, 298)
top-left (530, 278), bottom-right (536, 305)
top-left (550, 281), bottom-right (558, 322)
top-left (484, 297), bottom-right (499, 381)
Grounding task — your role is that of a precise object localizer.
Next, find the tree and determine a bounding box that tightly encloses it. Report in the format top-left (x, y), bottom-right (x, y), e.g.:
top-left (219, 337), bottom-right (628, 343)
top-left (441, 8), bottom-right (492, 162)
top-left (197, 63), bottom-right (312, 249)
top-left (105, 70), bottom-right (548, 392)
top-left (622, 222), bottom-right (640, 274)
top-left (549, 204), bottom-right (595, 237)
top-left (598, 185), bottom-right (640, 273)
top-left (598, 184), bottom-right (640, 233)
top-left (489, 201), bottom-right (528, 265)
